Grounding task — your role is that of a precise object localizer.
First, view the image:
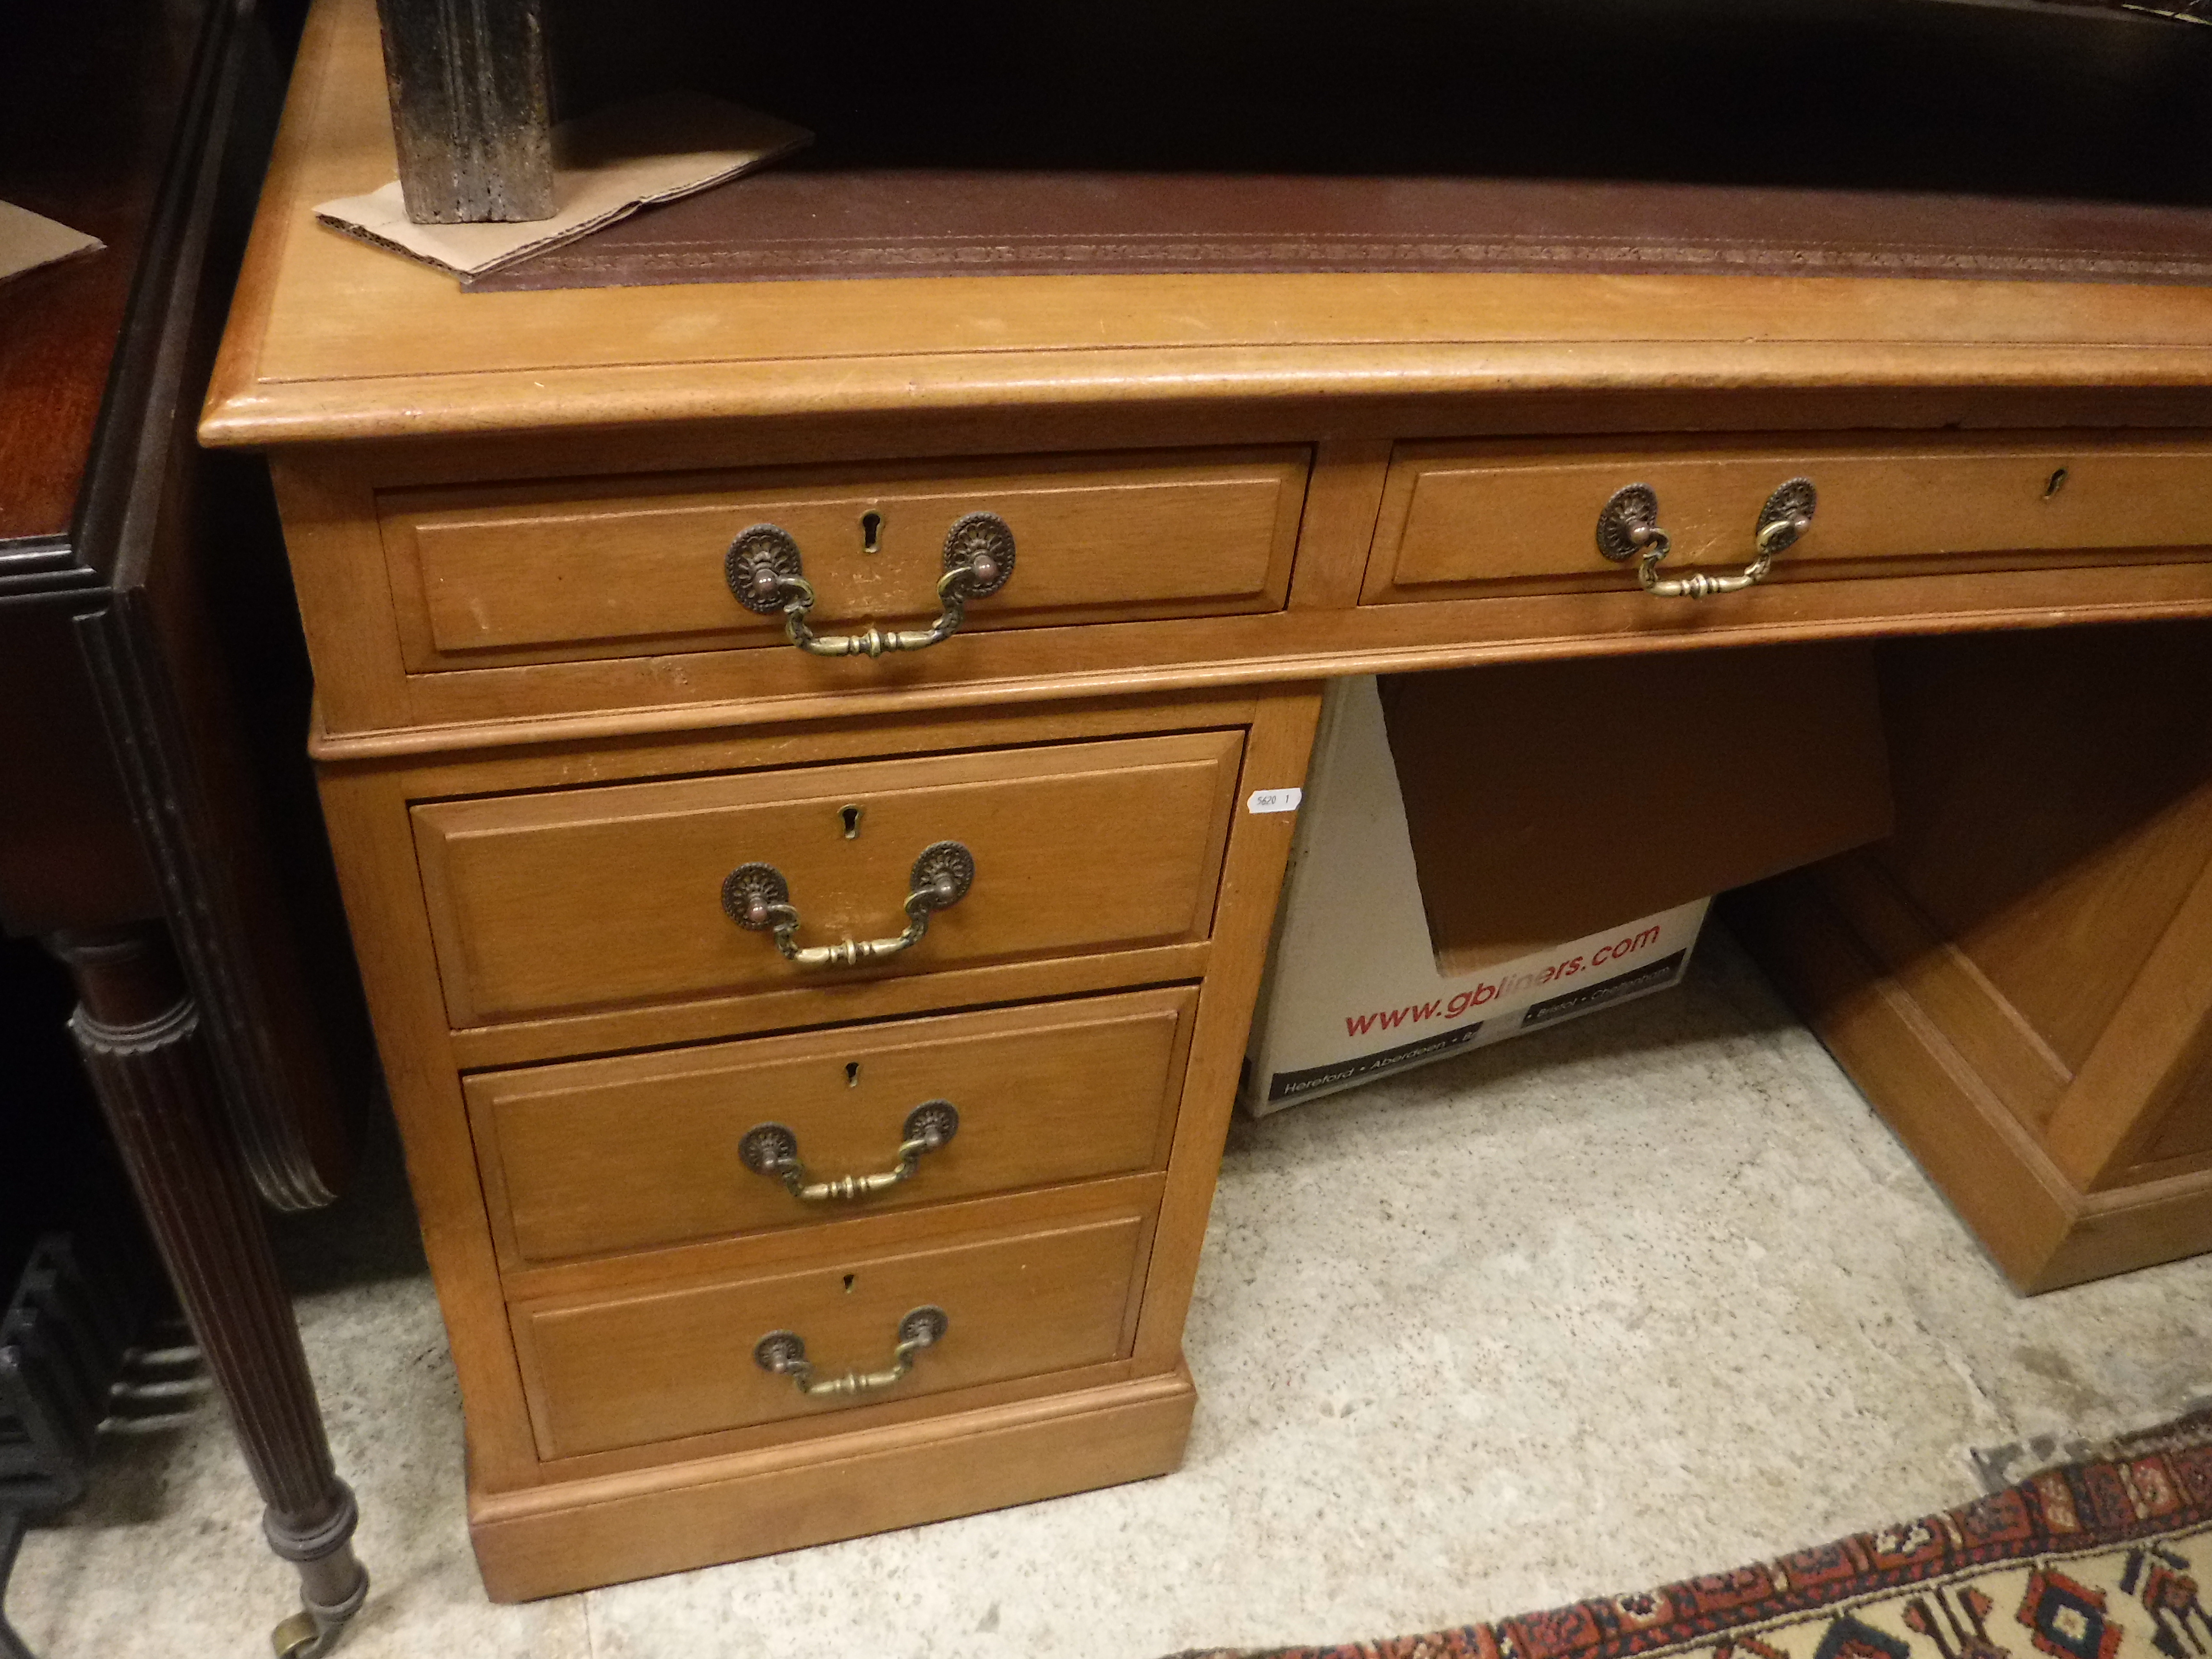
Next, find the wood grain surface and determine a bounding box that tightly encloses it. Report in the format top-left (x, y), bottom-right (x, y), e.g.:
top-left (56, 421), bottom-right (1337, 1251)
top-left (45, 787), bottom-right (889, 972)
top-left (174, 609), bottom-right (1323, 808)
top-left (310, 693), bottom-right (1259, 1503)
top-left (466, 986), bottom-right (1197, 1265)
top-left (469, 1366), bottom-right (1196, 1601)
top-left (511, 1204), bottom-right (1154, 1458)
top-left (1729, 872), bottom-right (2212, 1291)
top-left (1729, 621), bottom-right (2212, 1284)
top-left (381, 448), bottom-right (1309, 670)
top-left (1366, 433), bottom-right (2212, 601)
top-left (410, 729), bottom-right (1243, 1024)
top-left (1382, 646), bottom-right (1892, 975)
top-left (228, 0), bottom-right (2212, 1597)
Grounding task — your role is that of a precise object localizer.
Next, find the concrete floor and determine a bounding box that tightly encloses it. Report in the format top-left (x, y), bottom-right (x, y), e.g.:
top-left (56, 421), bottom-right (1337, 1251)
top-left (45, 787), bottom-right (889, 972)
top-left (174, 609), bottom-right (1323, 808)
top-left (11, 925), bottom-right (2211, 1659)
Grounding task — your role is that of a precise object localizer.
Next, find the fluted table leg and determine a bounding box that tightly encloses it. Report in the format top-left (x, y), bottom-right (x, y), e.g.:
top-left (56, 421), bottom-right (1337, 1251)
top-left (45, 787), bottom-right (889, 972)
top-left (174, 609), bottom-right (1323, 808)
top-left (46, 926), bottom-right (367, 1659)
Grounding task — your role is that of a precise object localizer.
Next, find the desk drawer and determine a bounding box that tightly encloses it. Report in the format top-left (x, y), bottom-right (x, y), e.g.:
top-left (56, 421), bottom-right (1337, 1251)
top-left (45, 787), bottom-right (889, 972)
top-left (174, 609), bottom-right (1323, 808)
top-left (412, 730), bottom-right (1244, 1025)
top-left (512, 1207), bottom-right (1152, 1459)
top-left (381, 448), bottom-right (1309, 671)
top-left (1364, 435), bottom-right (2212, 604)
top-left (468, 987), bottom-right (1197, 1265)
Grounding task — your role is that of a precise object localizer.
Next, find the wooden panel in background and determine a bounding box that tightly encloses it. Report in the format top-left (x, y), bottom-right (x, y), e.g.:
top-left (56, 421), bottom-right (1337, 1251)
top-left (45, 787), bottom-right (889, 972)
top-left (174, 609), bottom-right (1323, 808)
top-left (1724, 873), bottom-right (2212, 1291)
top-left (1813, 853), bottom-right (2072, 1131)
top-left (1871, 622), bottom-right (2212, 1073)
top-left (1728, 620), bottom-right (2212, 1285)
top-left (2040, 838), bottom-right (2212, 1190)
top-left (1382, 644), bottom-right (1893, 975)
top-left (2149, 1058), bottom-right (2212, 1165)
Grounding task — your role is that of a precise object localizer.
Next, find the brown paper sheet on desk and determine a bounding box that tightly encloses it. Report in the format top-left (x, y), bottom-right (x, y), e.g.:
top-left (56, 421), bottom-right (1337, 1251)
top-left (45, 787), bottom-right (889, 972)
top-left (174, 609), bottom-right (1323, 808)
top-left (314, 91), bottom-right (811, 280)
top-left (0, 200), bottom-right (103, 286)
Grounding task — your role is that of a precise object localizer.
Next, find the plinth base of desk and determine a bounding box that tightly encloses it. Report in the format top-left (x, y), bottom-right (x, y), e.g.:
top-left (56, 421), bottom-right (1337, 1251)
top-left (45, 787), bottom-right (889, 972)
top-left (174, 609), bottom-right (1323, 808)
top-left (468, 1364), bottom-right (1198, 1601)
top-left (1729, 875), bottom-right (2212, 1294)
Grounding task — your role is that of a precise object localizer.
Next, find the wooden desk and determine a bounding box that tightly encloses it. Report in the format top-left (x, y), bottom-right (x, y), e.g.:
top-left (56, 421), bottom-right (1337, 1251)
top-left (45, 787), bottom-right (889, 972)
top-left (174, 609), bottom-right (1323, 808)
top-left (204, 0), bottom-right (2212, 1603)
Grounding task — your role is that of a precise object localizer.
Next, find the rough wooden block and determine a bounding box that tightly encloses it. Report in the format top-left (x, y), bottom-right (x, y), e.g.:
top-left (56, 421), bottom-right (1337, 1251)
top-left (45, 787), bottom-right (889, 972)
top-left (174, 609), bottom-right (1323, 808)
top-left (374, 0), bottom-right (554, 223)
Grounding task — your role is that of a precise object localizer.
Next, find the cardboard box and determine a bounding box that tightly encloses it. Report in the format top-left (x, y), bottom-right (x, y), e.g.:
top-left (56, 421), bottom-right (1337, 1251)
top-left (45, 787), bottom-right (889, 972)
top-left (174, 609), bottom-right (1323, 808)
top-left (1244, 651), bottom-right (1894, 1113)
top-left (1244, 678), bottom-right (1707, 1112)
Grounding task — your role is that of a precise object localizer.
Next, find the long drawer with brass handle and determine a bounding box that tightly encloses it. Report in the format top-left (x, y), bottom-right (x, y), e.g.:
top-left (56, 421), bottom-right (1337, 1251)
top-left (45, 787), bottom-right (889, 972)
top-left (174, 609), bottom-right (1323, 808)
top-left (509, 1205), bottom-right (1154, 1460)
top-left (466, 987), bottom-right (1199, 1266)
top-left (377, 447), bottom-right (1310, 673)
top-left (1361, 434), bottom-right (2212, 606)
top-left (410, 728), bottom-right (1245, 1026)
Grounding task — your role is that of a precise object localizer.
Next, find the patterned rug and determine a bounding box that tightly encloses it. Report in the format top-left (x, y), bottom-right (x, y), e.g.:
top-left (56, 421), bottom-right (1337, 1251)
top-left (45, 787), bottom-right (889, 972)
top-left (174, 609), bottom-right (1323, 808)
top-left (1175, 1413), bottom-right (2212, 1659)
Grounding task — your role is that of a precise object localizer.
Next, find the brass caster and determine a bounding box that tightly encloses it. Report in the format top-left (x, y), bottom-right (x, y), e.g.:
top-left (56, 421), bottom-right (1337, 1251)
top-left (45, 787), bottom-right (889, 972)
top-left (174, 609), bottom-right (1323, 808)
top-left (269, 1566), bottom-right (368, 1659)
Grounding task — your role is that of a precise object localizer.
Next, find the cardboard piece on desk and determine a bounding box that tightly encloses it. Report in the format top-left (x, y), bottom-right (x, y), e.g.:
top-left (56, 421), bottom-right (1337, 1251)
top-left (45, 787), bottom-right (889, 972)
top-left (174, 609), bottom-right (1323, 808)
top-left (0, 200), bottom-right (103, 286)
top-left (314, 91), bottom-right (811, 280)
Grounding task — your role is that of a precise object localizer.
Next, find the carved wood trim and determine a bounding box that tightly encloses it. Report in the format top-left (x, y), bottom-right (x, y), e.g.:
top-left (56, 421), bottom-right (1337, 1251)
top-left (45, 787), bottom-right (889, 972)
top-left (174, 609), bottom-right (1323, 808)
top-left (50, 925), bottom-right (368, 1648)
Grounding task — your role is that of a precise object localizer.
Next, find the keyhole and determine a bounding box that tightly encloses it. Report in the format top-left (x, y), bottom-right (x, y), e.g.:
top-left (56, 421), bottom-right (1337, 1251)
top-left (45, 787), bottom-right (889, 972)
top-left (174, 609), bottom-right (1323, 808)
top-left (842, 1274), bottom-right (856, 1293)
top-left (840, 804), bottom-right (863, 838)
top-left (860, 510), bottom-right (883, 553)
top-left (2044, 467), bottom-right (2069, 499)
top-left (845, 1061), bottom-right (861, 1087)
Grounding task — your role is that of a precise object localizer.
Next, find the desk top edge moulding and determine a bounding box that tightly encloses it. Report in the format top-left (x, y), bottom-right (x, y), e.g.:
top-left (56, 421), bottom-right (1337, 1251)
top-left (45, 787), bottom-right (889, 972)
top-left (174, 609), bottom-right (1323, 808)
top-left (204, 0), bottom-right (2212, 453)
top-left (203, 0), bottom-right (2212, 1607)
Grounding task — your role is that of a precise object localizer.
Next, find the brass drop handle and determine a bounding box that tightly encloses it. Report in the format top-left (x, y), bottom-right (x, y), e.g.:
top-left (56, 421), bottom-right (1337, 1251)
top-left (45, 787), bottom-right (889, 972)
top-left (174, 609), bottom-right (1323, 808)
top-left (1597, 478), bottom-right (1817, 599)
top-left (739, 1102), bottom-right (960, 1202)
top-left (721, 841), bottom-right (975, 970)
top-left (726, 512), bottom-right (1016, 657)
top-left (754, 1306), bottom-right (949, 1399)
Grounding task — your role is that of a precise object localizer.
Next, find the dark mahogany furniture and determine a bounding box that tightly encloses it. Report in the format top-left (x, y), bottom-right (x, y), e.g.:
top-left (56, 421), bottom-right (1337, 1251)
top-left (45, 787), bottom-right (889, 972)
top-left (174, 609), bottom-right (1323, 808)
top-left (0, 0), bottom-right (368, 1651)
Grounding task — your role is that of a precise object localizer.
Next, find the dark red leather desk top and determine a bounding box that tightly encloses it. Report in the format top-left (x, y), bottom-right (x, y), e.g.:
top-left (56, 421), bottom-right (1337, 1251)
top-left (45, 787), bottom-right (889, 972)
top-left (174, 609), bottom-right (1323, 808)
top-left (472, 170), bottom-right (2212, 293)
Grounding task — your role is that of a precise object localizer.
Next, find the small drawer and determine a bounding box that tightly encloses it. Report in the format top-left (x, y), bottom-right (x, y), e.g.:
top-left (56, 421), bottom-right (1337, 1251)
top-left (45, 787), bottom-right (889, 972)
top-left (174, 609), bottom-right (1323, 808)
top-left (1363, 435), bottom-right (2212, 604)
top-left (412, 730), bottom-right (1244, 1025)
top-left (468, 986), bottom-right (1198, 1265)
top-left (380, 448), bottom-right (1310, 671)
top-left (511, 1207), bottom-right (1152, 1458)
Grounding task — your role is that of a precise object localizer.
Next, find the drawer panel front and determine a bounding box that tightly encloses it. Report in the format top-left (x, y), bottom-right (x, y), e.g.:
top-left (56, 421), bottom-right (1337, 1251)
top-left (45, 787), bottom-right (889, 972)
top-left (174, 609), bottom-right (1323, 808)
top-left (469, 987), bottom-right (1198, 1264)
top-left (381, 448), bottom-right (1310, 669)
top-left (1368, 437), bottom-right (2212, 601)
top-left (412, 730), bottom-right (1244, 1025)
top-left (513, 1208), bottom-right (1151, 1458)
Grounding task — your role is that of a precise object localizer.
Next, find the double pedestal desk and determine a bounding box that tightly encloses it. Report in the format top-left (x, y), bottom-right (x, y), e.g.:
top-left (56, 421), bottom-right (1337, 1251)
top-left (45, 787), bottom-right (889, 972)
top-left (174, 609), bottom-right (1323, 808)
top-left (205, 0), bottom-right (2212, 1601)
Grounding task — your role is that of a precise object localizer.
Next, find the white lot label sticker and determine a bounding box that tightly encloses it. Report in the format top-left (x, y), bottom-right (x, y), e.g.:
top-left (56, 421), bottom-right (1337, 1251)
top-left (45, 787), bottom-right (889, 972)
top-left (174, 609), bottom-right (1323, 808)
top-left (1246, 787), bottom-right (1303, 814)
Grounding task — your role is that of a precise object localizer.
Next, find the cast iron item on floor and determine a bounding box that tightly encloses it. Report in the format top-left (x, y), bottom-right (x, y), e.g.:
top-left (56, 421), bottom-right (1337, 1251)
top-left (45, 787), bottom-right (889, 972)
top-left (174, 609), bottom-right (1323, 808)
top-left (0, 1234), bottom-right (176, 1659)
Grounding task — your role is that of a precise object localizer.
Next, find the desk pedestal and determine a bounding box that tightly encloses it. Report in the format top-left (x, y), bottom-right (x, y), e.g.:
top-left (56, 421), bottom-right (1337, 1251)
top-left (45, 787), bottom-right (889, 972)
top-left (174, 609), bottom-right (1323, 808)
top-left (1731, 622), bottom-right (2212, 1291)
